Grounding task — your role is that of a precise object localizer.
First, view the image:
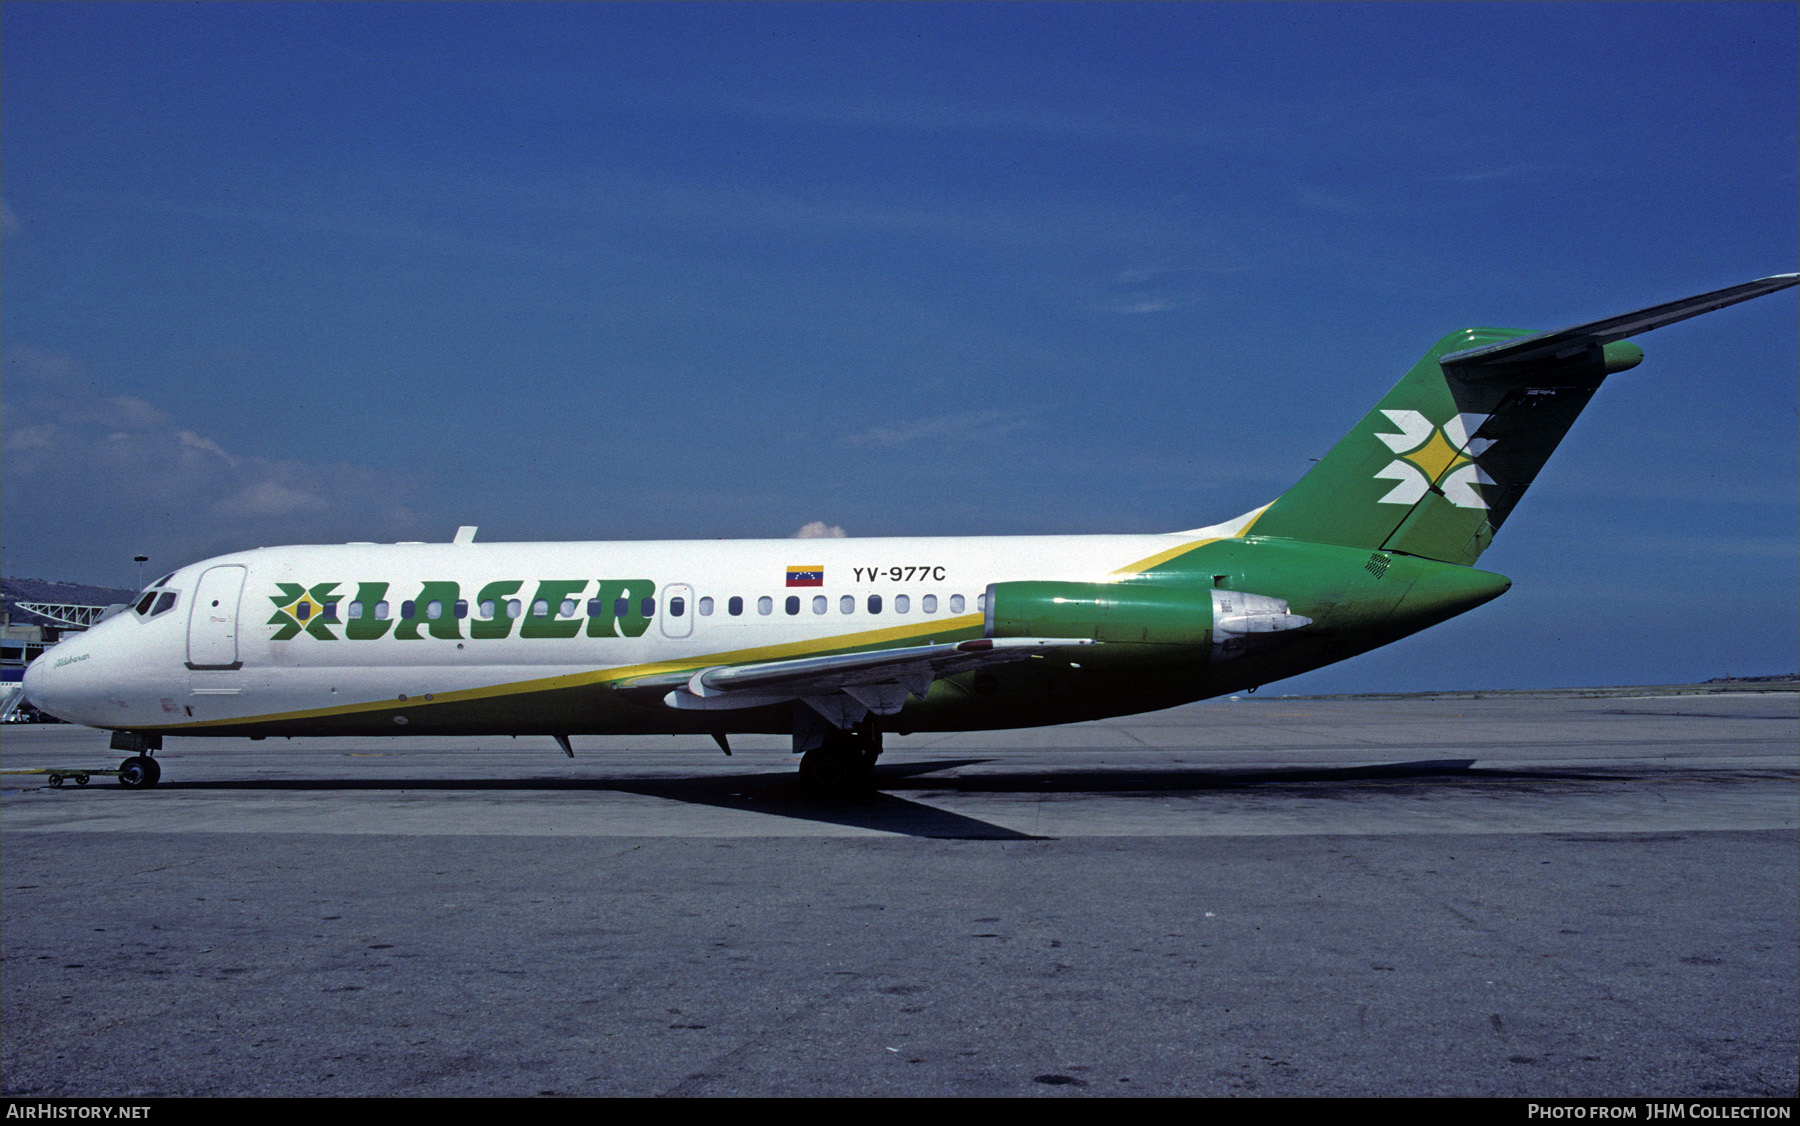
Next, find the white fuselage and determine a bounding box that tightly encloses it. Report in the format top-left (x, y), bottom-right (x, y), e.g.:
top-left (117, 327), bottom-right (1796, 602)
top-left (24, 530), bottom-right (1219, 735)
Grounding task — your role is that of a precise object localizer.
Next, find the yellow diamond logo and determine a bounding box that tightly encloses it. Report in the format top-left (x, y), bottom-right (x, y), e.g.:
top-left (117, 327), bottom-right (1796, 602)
top-left (1402, 429), bottom-right (1468, 482)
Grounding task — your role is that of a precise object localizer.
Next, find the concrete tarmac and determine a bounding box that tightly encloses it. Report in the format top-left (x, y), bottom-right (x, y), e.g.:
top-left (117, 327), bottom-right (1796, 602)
top-left (2, 688), bottom-right (1795, 1097)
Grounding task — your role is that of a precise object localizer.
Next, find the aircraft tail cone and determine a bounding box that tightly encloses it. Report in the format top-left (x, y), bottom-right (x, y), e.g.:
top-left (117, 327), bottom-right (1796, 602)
top-left (1389, 562), bottom-right (1512, 636)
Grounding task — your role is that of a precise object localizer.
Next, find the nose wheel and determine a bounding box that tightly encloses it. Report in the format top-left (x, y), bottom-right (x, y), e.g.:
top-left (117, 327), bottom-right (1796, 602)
top-left (117, 755), bottom-right (161, 789)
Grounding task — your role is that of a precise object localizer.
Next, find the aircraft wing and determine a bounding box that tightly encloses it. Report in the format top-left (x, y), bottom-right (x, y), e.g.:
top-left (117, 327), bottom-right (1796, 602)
top-left (1439, 273), bottom-right (1799, 374)
top-left (620, 636), bottom-right (1092, 726)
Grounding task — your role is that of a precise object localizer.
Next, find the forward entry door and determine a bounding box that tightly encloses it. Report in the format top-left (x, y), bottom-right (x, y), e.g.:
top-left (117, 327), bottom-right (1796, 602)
top-left (187, 565), bottom-right (246, 669)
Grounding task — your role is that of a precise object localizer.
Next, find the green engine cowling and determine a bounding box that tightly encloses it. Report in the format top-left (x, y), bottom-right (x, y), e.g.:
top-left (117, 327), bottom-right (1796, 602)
top-left (983, 581), bottom-right (1310, 659)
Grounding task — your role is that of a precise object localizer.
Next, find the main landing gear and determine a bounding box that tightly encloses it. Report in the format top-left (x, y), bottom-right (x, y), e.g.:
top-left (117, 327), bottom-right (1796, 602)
top-left (799, 726), bottom-right (882, 796)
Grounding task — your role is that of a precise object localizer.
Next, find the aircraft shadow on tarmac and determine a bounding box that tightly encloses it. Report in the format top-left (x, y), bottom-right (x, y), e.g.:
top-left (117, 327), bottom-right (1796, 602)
top-left (137, 757), bottom-right (1624, 841)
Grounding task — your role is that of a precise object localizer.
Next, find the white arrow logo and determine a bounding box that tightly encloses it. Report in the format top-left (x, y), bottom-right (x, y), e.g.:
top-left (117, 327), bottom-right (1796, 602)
top-left (1373, 410), bottom-right (1495, 510)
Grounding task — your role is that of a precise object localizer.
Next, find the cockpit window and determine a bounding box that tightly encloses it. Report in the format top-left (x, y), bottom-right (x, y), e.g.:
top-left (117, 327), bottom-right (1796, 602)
top-left (136, 589), bottom-right (180, 618)
top-left (153, 573), bottom-right (175, 589)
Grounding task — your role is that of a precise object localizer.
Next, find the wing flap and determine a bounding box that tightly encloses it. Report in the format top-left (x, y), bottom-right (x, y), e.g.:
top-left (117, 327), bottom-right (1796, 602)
top-left (657, 637), bottom-right (1092, 714)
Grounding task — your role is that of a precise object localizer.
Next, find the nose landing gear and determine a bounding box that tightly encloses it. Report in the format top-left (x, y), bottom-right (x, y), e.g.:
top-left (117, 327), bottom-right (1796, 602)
top-left (117, 755), bottom-right (161, 789)
top-left (109, 732), bottom-right (162, 788)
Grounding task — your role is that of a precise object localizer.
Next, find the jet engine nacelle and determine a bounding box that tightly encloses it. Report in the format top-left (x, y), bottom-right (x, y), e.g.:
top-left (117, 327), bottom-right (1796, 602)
top-left (982, 581), bottom-right (1310, 661)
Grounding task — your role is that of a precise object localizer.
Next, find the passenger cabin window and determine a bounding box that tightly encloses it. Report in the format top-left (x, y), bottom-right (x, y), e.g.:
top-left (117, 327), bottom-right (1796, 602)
top-left (867, 595), bottom-right (882, 615)
top-left (479, 600), bottom-right (495, 619)
top-left (840, 595), bottom-right (854, 614)
top-left (322, 601), bottom-right (340, 622)
top-left (454, 599), bottom-right (468, 619)
top-left (401, 600), bottom-right (416, 620)
top-left (669, 596), bottom-right (685, 617)
top-left (812, 596), bottom-right (827, 614)
top-left (728, 596), bottom-right (743, 616)
top-left (894, 594), bottom-right (909, 614)
top-left (505, 599), bottom-right (520, 619)
top-left (757, 596), bottom-right (772, 616)
top-left (560, 599), bottom-right (577, 618)
top-left (698, 597), bottom-right (714, 616)
top-left (923, 594), bottom-right (937, 614)
top-left (785, 596), bottom-right (800, 615)
top-left (949, 594), bottom-right (964, 614)
top-left (640, 597), bottom-right (655, 618)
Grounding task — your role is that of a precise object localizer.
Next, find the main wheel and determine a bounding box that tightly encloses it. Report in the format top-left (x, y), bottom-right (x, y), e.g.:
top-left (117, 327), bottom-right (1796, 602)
top-left (799, 746), bottom-right (847, 790)
top-left (799, 731), bottom-right (877, 796)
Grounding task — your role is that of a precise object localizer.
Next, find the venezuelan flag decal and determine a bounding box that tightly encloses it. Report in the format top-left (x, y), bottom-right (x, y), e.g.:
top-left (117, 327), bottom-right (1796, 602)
top-left (786, 565), bottom-right (824, 587)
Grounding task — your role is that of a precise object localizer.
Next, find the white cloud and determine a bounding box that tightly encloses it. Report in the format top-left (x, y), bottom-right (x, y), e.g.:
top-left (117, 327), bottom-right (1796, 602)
top-left (215, 480), bottom-right (328, 518)
top-left (102, 396), bottom-right (169, 430)
top-left (794, 521), bottom-right (846, 539)
top-left (1096, 263), bottom-right (1252, 316)
top-left (177, 429), bottom-right (239, 467)
top-left (841, 409), bottom-right (1033, 449)
top-left (1434, 164), bottom-right (1549, 184)
top-left (1294, 185), bottom-right (1365, 214)
top-left (2, 347), bottom-right (426, 573)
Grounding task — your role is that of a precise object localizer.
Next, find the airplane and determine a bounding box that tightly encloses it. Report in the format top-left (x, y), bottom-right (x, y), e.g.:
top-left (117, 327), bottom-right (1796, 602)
top-left (20, 273), bottom-right (1798, 793)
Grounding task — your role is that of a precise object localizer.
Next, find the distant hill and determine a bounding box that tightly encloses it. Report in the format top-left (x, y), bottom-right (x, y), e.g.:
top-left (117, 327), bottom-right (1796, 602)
top-left (3, 577), bottom-right (138, 624)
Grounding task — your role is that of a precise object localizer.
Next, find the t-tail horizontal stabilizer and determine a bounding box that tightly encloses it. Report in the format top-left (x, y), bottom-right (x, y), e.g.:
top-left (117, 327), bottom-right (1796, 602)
top-left (1439, 273), bottom-right (1798, 374)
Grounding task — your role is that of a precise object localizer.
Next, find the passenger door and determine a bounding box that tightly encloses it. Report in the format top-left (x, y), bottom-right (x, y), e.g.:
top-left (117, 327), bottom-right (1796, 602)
top-left (187, 565), bottom-right (246, 669)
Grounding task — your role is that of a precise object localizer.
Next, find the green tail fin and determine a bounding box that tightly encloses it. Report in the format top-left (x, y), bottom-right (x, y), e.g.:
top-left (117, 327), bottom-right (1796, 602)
top-left (1249, 327), bottom-right (1637, 565)
top-left (1248, 274), bottom-right (1798, 566)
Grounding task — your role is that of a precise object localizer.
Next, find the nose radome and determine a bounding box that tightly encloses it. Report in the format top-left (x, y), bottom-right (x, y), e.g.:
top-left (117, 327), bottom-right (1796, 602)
top-left (19, 648), bottom-right (63, 719)
top-left (21, 627), bottom-right (118, 725)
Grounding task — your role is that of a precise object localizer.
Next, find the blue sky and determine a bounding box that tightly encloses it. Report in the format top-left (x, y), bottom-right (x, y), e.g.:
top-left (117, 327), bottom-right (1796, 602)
top-left (4, 2), bottom-right (1795, 692)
